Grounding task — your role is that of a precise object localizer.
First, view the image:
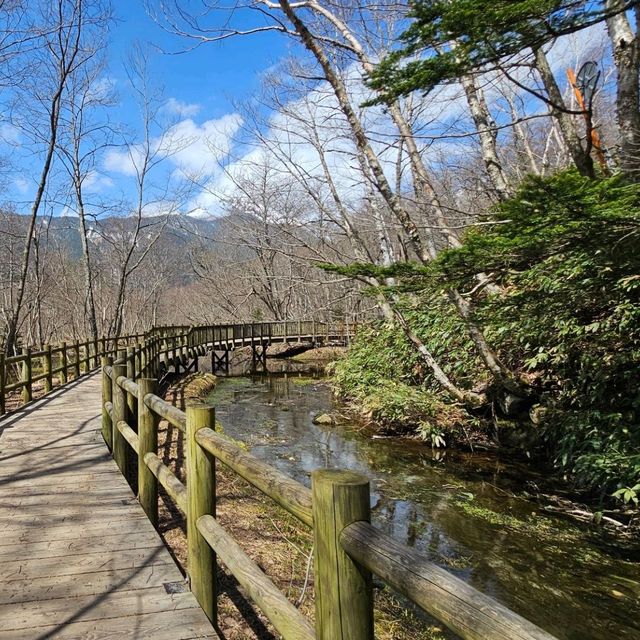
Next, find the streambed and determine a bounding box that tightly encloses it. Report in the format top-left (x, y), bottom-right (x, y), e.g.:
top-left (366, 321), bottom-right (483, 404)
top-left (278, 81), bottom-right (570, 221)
top-left (204, 363), bottom-right (640, 640)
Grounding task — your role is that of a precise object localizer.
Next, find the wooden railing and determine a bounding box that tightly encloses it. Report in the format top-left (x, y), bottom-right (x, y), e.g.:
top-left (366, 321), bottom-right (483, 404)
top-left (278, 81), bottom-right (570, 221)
top-left (0, 320), bottom-right (353, 415)
top-left (99, 325), bottom-right (558, 640)
top-left (0, 333), bottom-right (148, 415)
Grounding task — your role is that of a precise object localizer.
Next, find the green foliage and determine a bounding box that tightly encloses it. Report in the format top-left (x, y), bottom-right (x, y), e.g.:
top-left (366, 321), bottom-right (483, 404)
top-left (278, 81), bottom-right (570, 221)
top-left (434, 171), bottom-right (640, 494)
top-left (369, 0), bottom-right (612, 101)
top-left (332, 305), bottom-right (476, 437)
top-left (335, 170), bottom-right (640, 497)
top-left (612, 484), bottom-right (640, 506)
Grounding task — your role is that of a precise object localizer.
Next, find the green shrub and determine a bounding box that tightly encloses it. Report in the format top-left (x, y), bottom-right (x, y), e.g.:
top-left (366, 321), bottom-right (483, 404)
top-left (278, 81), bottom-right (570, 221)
top-left (335, 170), bottom-right (640, 496)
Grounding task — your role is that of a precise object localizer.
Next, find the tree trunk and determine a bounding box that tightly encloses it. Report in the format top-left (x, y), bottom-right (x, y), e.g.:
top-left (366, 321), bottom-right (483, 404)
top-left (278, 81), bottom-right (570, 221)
top-left (279, 0), bottom-right (528, 400)
top-left (76, 179), bottom-right (99, 340)
top-left (460, 73), bottom-right (512, 199)
top-left (4, 104), bottom-right (60, 356)
top-left (534, 48), bottom-right (595, 178)
top-left (606, 0), bottom-right (640, 180)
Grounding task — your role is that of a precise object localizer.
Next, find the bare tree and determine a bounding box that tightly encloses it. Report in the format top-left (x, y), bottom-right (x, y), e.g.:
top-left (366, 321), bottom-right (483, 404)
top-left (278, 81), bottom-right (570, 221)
top-left (4, 0), bottom-right (111, 355)
top-left (57, 45), bottom-right (114, 341)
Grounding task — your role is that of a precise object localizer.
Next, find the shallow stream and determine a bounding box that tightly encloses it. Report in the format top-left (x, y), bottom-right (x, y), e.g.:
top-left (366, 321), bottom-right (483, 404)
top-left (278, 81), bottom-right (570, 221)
top-left (205, 361), bottom-right (640, 640)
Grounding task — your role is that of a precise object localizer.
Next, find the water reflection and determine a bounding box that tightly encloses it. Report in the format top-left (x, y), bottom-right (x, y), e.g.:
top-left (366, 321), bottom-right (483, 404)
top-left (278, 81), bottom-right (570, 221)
top-left (206, 369), bottom-right (640, 640)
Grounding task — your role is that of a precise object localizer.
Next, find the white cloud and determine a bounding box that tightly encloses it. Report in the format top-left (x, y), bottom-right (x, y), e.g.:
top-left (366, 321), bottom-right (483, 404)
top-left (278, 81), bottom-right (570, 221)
top-left (141, 200), bottom-right (181, 217)
top-left (0, 122), bottom-right (21, 145)
top-left (84, 170), bottom-right (114, 192)
top-left (164, 97), bottom-right (202, 118)
top-left (13, 177), bottom-right (29, 194)
top-left (104, 146), bottom-right (141, 177)
top-left (103, 113), bottom-right (243, 184)
top-left (165, 113), bottom-right (243, 177)
top-left (59, 206), bottom-right (77, 217)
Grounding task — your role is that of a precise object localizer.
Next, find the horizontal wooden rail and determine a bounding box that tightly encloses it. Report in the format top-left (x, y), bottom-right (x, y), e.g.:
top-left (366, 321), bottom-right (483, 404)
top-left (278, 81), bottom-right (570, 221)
top-left (143, 452), bottom-right (188, 514)
top-left (340, 521), bottom-right (556, 640)
top-left (197, 514), bottom-right (315, 640)
top-left (119, 377), bottom-right (139, 398)
top-left (116, 420), bottom-right (139, 454)
top-left (144, 394), bottom-right (186, 432)
top-left (196, 427), bottom-right (313, 526)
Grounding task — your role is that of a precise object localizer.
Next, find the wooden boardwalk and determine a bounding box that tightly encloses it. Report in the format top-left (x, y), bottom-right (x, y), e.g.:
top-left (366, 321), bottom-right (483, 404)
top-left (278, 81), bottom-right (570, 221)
top-left (0, 374), bottom-right (217, 639)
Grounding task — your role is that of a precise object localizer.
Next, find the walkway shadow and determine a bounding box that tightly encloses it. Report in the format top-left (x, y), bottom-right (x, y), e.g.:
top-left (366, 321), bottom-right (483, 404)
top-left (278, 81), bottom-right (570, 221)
top-left (0, 372), bottom-right (100, 438)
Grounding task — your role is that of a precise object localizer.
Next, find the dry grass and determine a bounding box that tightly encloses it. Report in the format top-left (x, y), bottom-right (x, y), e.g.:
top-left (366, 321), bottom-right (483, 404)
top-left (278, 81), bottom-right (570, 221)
top-left (291, 346), bottom-right (346, 362)
top-left (155, 383), bottom-right (452, 640)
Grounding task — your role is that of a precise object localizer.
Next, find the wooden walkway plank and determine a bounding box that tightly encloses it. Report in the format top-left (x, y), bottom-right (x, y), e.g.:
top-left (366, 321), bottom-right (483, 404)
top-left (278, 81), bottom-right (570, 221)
top-left (0, 373), bottom-right (217, 639)
top-left (0, 565), bottom-right (186, 606)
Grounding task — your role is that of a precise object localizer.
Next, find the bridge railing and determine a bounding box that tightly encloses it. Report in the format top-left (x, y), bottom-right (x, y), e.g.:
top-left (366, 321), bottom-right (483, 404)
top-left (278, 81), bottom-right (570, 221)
top-left (0, 333), bottom-right (146, 415)
top-left (0, 319), bottom-right (356, 416)
top-left (99, 328), bottom-right (558, 640)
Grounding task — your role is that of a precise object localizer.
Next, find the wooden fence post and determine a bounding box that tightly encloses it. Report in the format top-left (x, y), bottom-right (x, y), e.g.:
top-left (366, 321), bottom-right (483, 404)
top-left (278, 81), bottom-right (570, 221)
top-left (111, 363), bottom-right (128, 477)
top-left (60, 342), bottom-right (68, 384)
top-left (126, 346), bottom-right (136, 423)
top-left (135, 343), bottom-right (142, 380)
top-left (141, 341), bottom-right (148, 377)
top-left (138, 377), bottom-right (159, 526)
top-left (44, 344), bottom-right (52, 393)
top-left (312, 469), bottom-right (373, 640)
top-left (102, 356), bottom-right (113, 448)
top-left (0, 354), bottom-right (5, 416)
top-left (22, 347), bottom-right (32, 404)
top-left (186, 403), bottom-right (216, 624)
top-left (74, 341), bottom-right (81, 379)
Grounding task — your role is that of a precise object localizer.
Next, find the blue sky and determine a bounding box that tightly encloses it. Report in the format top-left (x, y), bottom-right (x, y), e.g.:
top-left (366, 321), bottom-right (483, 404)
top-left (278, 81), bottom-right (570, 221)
top-left (1, 3), bottom-right (613, 220)
top-left (110, 3), bottom-right (290, 121)
top-left (2, 1), bottom-right (296, 218)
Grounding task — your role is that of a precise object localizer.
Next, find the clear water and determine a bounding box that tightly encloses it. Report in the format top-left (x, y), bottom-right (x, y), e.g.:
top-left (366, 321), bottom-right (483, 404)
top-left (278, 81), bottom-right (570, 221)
top-left (205, 366), bottom-right (640, 640)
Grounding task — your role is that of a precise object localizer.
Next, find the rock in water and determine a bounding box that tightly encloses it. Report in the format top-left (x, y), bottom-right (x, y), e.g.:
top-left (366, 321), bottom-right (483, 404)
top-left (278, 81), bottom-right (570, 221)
top-left (313, 413), bottom-right (334, 425)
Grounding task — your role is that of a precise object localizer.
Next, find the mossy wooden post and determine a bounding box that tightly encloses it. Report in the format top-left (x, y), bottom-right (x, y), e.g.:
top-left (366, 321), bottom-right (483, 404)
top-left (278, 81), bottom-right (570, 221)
top-left (141, 341), bottom-right (147, 377)
top-left (44, 344), bottom-right (52, 393)
top-left (186, 403), bottom-right (216, 624)
top-left (148, 340), bottom-right (154, 377)
top-left (153, 338), bottom-right (160, 376)
top-left (0, 353), bottom-right (5, 415)
top-left (102, 356), bottom-right (113, 448)
top-left (138, 377), bottom-right (159, 526)
top-left (60, 342), bottom-right (68, 384)
top-left (126, 346), bottom-right (136, 423)
top-left (174, 337), bottom-right (180, 374)
top-left (135, 343), bottom-right (142, 380)
top-left (73, 341), bottom-right (81, 379)
top-left (111, 363), bottom-right (128, 477)
top-left (22, 347), bottom-right (32, 404)
top-left (312, 469), bottom-right (373, 640)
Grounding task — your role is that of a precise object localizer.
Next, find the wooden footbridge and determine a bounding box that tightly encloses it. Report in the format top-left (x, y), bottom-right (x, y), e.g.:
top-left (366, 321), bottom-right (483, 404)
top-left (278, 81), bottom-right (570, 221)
top-left (0, 322), bottom-right (558, 640)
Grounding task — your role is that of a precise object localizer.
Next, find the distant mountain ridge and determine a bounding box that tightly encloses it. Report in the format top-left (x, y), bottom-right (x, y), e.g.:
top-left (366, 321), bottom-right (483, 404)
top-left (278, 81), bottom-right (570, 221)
top-left (1, 212), bottom-right (221, 258)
